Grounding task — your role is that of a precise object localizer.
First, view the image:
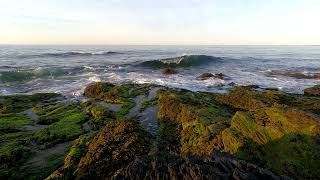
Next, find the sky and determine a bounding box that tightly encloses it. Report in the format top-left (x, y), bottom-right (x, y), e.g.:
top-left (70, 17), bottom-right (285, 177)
top-left (0, 0), bottom-right (319, 45)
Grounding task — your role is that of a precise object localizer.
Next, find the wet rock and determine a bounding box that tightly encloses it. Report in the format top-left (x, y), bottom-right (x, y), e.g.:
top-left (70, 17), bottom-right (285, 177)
top-left (75, 120), bottom-right (152, 179)
top-left (304, 85), bottom-right (320, 96)
top-left (162, 68), bottom-right (177, 75)
top-left (228, 82), bottom-right (237, 86)
top-left (157, 90), bottom-right (233, 155)
top-left (83, 82), bottom-right (115, 99)
top-left (47, 133), bottom-right (96, 180)
top-left (115, 152), bottom-right (291, 180)
top-left (270, 72), bottom-right (320, 79)
top-left (196, 73), bottom-right (226, 80)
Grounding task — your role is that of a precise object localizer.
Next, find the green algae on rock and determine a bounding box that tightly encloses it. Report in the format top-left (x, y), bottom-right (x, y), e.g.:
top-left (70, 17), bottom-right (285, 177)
top-left (75, 120), bottom-right (153, 179)
top-left (46, 133), bottom-right (96, 180)
top-left (32, 102), bottom-right (88, 149)
top-left (304, 84), bottom-right (320, 96)
top-left (217, 87), bottom-right (320, 179)
top-left (81, 101), bottom-right (116, 129)
top-left (0, 113), bottom-right (32, 129)
top-left (156, 86), bottom-right (320, 179)
top-left (1, 82), bottom-right (320, 179)
top-left (0, 93), bottom-right (62, 114)
top-left (157, 90), bottom-right (234, 155)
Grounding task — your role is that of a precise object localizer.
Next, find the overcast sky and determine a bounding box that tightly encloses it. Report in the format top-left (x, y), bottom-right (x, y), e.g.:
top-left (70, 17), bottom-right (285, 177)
top-left (0, 0), bottom-right (319, 45)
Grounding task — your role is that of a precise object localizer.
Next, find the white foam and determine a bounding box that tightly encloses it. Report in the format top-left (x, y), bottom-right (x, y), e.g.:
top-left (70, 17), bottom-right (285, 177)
top-left (89, 76), bottom-right (101, 82)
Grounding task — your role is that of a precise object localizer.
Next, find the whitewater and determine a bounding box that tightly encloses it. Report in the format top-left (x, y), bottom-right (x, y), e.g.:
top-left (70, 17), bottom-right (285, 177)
top-left (0, 45), bottom-right (320, 96)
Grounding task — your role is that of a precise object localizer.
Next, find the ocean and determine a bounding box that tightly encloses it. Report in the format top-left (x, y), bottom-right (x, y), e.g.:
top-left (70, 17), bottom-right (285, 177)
top-left (0, 45), bottom-right (320, 96)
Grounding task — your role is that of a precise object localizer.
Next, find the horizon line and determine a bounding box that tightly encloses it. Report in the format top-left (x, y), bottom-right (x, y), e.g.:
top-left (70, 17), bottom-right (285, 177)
top-left (0, 44), bottom-right (319, 46)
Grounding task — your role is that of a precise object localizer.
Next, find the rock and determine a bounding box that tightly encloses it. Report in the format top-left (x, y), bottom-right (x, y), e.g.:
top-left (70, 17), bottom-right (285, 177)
top-left (270, 72), bottom-right (320, 79)
top-left (75, 120), bottom-right (152, 179)
top-left (47, 133), bottom-right (96, 180)
top-left (196, 73), bottom-right (225, 80)
top-left (213, 73), bottom-right (225, 79)
top-left (83, 82), bottom-right (115, 99)
top-left (157, 90), bottom-right (233, 155)
top-left (228, 82), bottom-right (237, 86)
top-left (304, 85), bottom-right (320, 96)
top-left (114, 152), bottom-right (291, 180)
top-left (162, 68), bottom-right (177, 75)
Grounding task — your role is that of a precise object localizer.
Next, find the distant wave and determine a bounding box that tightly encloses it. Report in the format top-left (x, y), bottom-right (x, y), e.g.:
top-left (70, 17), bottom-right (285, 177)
top-left (16, 51), bottom-right (122, 59)
top-left (0, 67), bottom-right (84, 82)
top-left (136, 55), bottom-right (223, 69)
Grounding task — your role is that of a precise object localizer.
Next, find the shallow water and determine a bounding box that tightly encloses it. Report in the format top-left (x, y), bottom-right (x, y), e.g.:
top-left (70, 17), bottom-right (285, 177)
top-left (1, 45), bottom-right (320, 95)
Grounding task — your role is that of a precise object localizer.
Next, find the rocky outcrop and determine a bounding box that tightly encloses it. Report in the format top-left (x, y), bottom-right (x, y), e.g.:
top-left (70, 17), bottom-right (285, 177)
top-left (157, 90), bottom-right (233, 155)
top-left (115, 152), bottom-right (290, 180)
top-left (304, 84), bottom-right (320, 96)
top-left (2, 83), bottom-right (320, 179)
top-left (75, 120), bottom-right (153, 179)
top-left (162, 68), bottom-right (178, 75)
top-left (196, 73), bottom-right (225, 80)
top-left (46, 133), bottom-right (96, 180)
top-left (157, 86), bottom-right (320, 179)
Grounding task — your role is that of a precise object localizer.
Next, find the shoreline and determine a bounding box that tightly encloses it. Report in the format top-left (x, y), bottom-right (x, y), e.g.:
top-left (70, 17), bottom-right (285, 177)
top-left (1, 82), bottom-right (320, 179)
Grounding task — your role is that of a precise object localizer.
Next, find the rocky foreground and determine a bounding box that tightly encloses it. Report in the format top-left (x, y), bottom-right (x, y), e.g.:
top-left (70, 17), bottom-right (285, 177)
top-left (1, 82), bottom-right (320, 179)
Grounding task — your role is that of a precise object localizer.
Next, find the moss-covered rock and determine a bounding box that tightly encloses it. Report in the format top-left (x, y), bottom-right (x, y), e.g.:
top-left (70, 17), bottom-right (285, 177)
top-left (0, 131), bottom-right (33, 178)
top-left (157, 90), bottom-right (233, 155)
top-left (32, 102), bottom-right (88, 149)
top-left (0, 93), bottom-right (62, 114)
top-left (220, 95), bottom-right (320, 179)
top-left (46, 133), bottom-right (96, 180)
top-left (82, 101), bottom-right (116, 129)
top-left (0, 113), bottom-right (32, 129)
top-left (34, 102), bottom-right (81, 125)
top-left (304, 84), bottom-right (320, 96)
top-left (140, 97), bottom-right (157, 112)
top-left (83, 82), bottom-right (131, 104)
top-left (83, 82), bottom-right (115, 99)
top-left (75, 120), bottom-right (152, 179)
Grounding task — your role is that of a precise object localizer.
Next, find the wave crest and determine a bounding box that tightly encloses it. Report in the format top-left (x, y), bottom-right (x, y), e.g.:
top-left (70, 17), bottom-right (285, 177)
top-left (137, 55), bottom-right (222, 69)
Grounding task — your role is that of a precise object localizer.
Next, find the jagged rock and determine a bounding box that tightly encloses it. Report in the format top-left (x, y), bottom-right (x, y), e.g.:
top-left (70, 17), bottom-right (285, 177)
top-left (162, 68), bottom-right (178, 75)
top-left (304, 85), bottom-right (320, 96)
top-left (114, 152), bottom-right (291, 180)
top-left (75, 120), bottom-right (152, 179)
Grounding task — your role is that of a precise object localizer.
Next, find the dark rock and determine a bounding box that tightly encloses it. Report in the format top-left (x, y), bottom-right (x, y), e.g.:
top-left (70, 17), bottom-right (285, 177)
top-left (228, 82), bottom-right (237, 86)
top-left (270, 72), bottom-right (320, 79)
top-left (162, 68), bottom-right (178, 75)
top-left (114, 152), bottom-right (291, 180)
top-left (304, 85), bottom-right (320, 96)
top-left (196, 73), bottom-right (226, 80)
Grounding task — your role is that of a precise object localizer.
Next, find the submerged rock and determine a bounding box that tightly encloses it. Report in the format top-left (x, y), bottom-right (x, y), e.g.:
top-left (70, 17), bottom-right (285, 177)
top-left (304, 84), bottom-right (320, 96)
top-left (269, 71), bottom-right (320, 79)
top-left (196, 73), bottom-right (225, 80)
top-left (162, 68), bottom-right (178, 75)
